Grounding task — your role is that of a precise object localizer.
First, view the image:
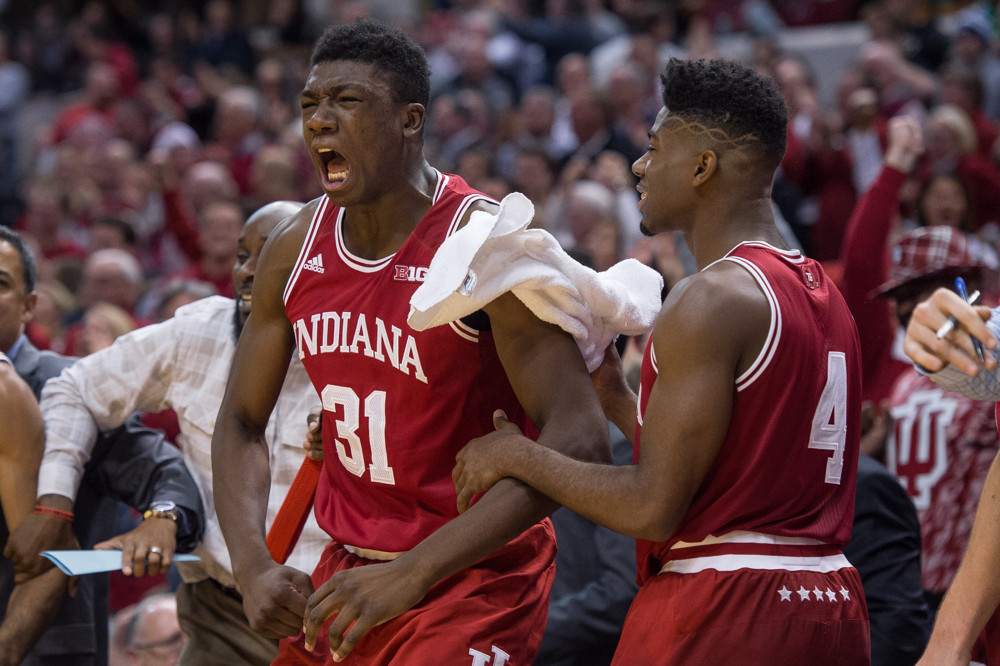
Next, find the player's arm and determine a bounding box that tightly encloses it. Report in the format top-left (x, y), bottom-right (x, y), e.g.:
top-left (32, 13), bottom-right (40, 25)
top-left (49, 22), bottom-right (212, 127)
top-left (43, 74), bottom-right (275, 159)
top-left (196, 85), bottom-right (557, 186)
top-left (916, 453), bottom-right (1000, 666)
top-left (211, 207), bottom-right (315, 639)
top-left (0, 365), bottom-right (70, 665)
top-left (454, 263), bottom-right (763, 539)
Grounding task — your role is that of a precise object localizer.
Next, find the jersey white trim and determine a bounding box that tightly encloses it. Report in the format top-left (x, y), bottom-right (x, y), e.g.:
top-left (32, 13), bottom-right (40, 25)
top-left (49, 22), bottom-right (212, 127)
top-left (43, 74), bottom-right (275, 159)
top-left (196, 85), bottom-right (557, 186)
top-left (735, 241), bottom-right (805, 263)
top-left (636, 345), bottom-right (658, 427)
top-left (335, 208), bottom-right (396, 273)
top-left (448, 319), bottom-right (480, 343)
top-left (660, 552), bottom-right (852, 574)
top-left (283, 196), bottom-right (329, 304)
top-left (725, 256), bottom-right (781, 392)
top-left (445, 193), bottom-right (496, 239)
top-left (432, 169), bottom-right (447, 205)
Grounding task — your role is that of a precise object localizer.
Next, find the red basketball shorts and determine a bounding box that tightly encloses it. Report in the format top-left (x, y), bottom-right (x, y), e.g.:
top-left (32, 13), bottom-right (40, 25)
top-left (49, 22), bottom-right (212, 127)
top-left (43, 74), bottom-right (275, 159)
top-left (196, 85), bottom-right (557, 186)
top-left (612, 565), bottom-right (870, 665)
top-left (273, 521), bottom-right (556, 665)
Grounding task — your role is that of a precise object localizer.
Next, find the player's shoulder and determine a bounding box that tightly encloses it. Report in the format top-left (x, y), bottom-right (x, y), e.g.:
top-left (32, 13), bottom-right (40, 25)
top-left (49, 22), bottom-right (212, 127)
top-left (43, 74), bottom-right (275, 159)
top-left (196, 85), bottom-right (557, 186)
top-left (0, 358), bottom-right (33, 407)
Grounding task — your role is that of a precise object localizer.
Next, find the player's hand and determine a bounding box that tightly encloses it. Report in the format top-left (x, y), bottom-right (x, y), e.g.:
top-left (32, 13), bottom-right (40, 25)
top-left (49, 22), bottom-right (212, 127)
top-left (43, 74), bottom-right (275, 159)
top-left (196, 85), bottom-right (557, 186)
top-left (590, 343), bottom-right (632, 415)
top-left (903, 287), bottom-right (996, 376)
top-left (94, 517), bottom-right (177, 577)
top-left (303, 557), bottom-right (430, 661)
top-left (237, 561), bottom-right (315, 639)
top-left (453, 410), bottom-right (525, 514)
top-left (305, 411), bottom-right (323, 461)
top-left (4, 500), bottom-right (79, 583)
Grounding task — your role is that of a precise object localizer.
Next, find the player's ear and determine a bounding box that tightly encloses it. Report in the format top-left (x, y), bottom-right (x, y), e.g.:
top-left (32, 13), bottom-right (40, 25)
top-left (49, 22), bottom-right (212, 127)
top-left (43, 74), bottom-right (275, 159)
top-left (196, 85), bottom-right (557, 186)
top-left (692, 150), bottom-right (718, 187)
top-left (402, 103), bottom-right (425, 138)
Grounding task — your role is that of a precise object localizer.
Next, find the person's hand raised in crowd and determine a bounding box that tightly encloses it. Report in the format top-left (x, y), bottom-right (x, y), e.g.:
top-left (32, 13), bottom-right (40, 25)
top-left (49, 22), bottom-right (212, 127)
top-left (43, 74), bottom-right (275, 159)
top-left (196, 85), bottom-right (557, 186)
top-left (4, 494), bottom-right (79, 584)
top-left (903, 287), bottom-right (997, 376)
top-left (883, 114), bottom-right (924, 173)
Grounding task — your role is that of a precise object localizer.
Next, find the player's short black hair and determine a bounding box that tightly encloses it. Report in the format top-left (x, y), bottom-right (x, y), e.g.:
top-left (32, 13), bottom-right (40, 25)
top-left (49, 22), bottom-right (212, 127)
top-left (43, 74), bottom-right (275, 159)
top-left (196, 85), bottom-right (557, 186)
top-left (310, 18), bottom-right (431, 109)
top-left (660, 58), bottom-right (788, 167)
top-left (0, 226), bottom-right (37, 293)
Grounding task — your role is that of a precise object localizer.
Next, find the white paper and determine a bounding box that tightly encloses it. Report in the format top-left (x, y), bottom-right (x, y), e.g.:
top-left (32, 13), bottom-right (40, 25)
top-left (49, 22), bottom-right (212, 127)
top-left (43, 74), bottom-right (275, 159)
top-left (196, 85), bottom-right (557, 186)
top-left (41, 550), bottom-right (200, 576)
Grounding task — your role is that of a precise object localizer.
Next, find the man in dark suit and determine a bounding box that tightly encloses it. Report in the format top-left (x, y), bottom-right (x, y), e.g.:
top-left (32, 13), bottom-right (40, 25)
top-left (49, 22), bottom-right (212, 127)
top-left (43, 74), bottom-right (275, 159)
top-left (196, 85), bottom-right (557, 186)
top-left (846, 448), bottom-right (929, 666)
top-left (0, 225), bottom-right (203, 664)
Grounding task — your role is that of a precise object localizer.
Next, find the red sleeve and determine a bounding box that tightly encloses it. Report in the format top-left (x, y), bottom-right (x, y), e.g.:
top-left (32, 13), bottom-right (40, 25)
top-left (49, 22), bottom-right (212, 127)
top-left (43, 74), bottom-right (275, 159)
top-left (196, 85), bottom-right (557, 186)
top-left (161, 188), bottom-right (202, 262)
top-left (839, 166), bottom-right (908, 404)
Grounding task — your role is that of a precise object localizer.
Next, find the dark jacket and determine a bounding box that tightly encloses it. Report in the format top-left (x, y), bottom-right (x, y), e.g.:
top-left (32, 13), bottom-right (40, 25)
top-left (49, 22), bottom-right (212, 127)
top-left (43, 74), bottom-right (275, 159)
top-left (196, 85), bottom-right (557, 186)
top-left (1, 338), bottom-right (203, 665)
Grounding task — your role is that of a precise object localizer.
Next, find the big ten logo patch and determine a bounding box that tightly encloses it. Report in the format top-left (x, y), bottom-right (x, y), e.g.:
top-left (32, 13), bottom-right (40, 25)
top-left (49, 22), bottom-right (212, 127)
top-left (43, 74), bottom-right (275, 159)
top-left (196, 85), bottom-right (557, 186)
top-left (469, 645), bottom-right (510, 666)
top-left (393, 265), bottom-right (428, 283)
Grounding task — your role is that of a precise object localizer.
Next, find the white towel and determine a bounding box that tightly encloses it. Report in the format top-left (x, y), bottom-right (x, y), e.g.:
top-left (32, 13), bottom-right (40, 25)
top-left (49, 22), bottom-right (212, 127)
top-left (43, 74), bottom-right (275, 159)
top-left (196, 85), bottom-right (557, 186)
top-left (408, 192), bottom-right (663, 371)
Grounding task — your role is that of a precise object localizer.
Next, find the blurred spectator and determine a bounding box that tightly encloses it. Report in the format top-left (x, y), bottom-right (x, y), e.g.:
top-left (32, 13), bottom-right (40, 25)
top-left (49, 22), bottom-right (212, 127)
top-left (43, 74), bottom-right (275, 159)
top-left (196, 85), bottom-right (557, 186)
top-left (167, 199), bottom-right (242, 298)
top-left (864, 0), bottom-right (949, 73)
top-left (29, 279), bottom-right (76, 354)
top-left (113, 592), bottom-right (186, 666)
top-left (947, 4), bottom-right (1000, 120)
top-left (75, 21), bottom-right (140, 98)
top-left (45, 61), bottom-right (120, 146)
top-left (511, 148), bottom-right (559, 229)
top-left (497, 0), bottom-right (604, 85)
top-left (914, 172), bottom-right (1000, 268)
top-left (16, 178), bottom-right (88, 264)
top-left (565, 84), bottom-right (643, 167)
top-left (12, 3), bottom-right (73, 94)
top-left (152, 280), bottom-right (215, 323)
top-left (78, 302), bottom-right (136, 356)
top-left (205, 85), bottom-right (267, 195)
top-left (920, 103), bottom-right (1000, 231)
top-left (192, 0), bottom-right (256, 81)
top-left (436, 28), bottom-right (516, 114)
top-left (495, 85), bottom-right (574, 179)
top-left (937, 63), bottom-right (999, 160)
top-left (0, 29), bottom-right (30, 227)
top-left (90, 216), bottom-right (138, 254)
top-left (247, 144), bottom-right (301, 211)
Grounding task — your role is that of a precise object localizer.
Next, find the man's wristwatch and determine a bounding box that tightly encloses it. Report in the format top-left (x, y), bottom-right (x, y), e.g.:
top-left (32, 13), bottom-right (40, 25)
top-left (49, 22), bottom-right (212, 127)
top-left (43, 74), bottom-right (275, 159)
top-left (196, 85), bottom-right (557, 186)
top-left (143, 500), bottom-right (180, 522)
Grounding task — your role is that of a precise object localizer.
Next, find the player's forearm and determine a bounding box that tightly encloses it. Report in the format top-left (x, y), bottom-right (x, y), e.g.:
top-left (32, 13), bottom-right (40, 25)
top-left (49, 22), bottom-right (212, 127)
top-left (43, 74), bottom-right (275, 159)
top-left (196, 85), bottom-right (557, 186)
top-left (408, 408), bottom-right (610, 588)
top-left (211, 417), bottom-right (274, 577)
top-left (0, 569), bottom-right (68, 665)
top-left (498, 438), bottom-right (673, 540)
top-left (925, 456), bottom-right (1000, 657)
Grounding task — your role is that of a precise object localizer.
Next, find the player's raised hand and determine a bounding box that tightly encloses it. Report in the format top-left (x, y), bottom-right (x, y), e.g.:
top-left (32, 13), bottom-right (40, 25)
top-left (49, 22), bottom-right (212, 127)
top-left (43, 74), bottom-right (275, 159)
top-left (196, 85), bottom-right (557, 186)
top-left (302, 558), bottom-right (429, 661)
top-left (453, 411), bottom-right (526, 514)
top-left (903, 287), bottom-right (996, 376)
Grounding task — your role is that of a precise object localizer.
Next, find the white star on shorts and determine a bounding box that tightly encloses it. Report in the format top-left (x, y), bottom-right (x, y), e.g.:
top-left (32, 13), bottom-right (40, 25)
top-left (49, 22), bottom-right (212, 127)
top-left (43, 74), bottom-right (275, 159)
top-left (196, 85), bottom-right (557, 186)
top-left (778, 586), bottom-right (792, 601)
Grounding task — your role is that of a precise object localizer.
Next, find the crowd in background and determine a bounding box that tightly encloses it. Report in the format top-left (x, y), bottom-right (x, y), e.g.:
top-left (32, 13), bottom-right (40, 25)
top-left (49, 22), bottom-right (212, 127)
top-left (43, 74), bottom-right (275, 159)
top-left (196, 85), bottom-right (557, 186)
top-left (4, 0), bottom-right (1000, 662)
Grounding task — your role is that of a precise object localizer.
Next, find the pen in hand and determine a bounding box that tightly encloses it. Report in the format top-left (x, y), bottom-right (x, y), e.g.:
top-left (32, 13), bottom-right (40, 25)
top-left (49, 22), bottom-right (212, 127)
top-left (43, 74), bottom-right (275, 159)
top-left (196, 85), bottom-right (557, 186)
top-left (935, 277), bottom-right (984, 363)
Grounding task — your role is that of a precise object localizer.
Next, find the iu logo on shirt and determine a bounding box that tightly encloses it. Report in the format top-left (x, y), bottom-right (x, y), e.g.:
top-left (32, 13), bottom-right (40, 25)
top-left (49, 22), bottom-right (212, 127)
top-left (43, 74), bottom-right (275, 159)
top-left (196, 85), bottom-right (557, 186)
top-left (468, 645), bottom-right (510, 666)
top-left (393, 265), bottom-right (428, 282)
top-left (801, 264), bottom-right (819, 290)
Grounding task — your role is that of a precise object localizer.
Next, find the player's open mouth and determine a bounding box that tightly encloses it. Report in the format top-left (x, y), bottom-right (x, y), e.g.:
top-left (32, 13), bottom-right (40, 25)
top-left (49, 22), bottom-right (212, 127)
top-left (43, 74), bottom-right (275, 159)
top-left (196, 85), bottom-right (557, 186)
top-left (317, 148), bottom-right (349, 189)
top-left (238, 292), bottom-right (252, 313)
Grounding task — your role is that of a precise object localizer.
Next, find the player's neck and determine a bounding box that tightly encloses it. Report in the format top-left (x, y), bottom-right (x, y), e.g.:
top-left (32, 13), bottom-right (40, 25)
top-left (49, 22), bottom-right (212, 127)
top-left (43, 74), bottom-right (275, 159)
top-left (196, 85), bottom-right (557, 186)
top-left (340, 162), bottom-right (438, 260)
top-left (689, 198), bottom-right (783, 269)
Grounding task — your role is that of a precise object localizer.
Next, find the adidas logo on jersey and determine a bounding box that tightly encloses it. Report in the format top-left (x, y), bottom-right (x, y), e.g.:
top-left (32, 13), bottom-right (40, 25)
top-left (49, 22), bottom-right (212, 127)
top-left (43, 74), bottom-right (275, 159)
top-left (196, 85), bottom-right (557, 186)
top-left (303, 254), bottom-right (325, 274)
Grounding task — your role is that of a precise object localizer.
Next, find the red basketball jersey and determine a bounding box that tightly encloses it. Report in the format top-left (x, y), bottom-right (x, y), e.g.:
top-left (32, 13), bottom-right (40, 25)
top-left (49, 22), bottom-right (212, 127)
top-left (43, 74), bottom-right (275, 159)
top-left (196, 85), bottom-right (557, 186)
top-left (283, 172), bottom-right (530, 551)
top-left (633, 242), bottom-right (862, 583)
